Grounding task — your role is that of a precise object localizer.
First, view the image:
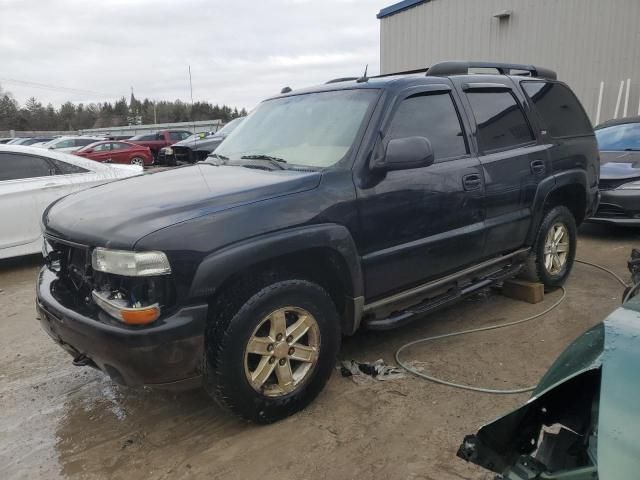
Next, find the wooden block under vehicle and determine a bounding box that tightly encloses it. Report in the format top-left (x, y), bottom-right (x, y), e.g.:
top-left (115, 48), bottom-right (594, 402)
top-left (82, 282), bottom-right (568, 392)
top-left (501, 279), bottom-right (544, 304)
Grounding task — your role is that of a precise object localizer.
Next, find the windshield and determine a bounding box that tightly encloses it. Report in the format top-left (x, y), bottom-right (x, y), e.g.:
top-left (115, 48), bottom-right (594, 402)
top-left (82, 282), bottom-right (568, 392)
top-left (215, 117), bottom-right (245, 136)
top-left (213, 89), bottom-right (378, 168)
top-left (596, 123), bottom-right (640, 151)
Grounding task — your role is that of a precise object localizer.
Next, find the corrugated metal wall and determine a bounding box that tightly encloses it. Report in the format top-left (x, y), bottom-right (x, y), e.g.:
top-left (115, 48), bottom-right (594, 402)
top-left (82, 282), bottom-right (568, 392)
top-left (380, 0), bottom-right (640, 123)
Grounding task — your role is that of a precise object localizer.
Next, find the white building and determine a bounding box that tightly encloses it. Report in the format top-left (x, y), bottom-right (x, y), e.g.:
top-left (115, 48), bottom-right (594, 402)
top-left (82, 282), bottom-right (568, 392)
top-left (378, 0), bottom-right (640, 124)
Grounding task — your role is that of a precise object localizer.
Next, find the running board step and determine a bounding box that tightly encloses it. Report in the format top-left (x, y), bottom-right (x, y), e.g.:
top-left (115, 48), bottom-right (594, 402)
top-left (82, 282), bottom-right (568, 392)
top-left (364, 263), bottom-right (523, 331)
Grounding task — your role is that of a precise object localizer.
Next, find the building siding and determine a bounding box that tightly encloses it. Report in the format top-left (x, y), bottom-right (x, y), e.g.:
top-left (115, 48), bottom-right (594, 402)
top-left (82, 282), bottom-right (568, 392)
top-left (380, 0), bottom-right (640, 123)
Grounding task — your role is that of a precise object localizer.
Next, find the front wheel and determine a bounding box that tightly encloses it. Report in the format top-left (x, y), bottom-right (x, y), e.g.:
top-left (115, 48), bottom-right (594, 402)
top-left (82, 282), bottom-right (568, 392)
top-left (204, 279), bottom-right (340, 423)
top-left (130, 156), bottom-right (145, 166)
top-left (521, 206), bottom-right (577, 288)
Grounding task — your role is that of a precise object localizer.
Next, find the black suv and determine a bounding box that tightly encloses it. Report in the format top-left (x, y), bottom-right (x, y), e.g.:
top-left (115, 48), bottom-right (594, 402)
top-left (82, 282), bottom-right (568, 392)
top-left (36, 61), bottom-right (599, 423)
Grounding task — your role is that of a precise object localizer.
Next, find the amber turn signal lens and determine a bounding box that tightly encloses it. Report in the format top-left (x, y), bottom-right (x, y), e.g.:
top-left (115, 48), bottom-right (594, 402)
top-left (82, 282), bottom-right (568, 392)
top-left (121, 306), bottom-right (160, 325)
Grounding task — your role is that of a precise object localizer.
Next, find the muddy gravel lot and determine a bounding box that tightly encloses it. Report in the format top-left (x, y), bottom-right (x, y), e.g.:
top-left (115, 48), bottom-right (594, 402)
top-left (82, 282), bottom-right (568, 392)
top-left (1, 223), bottom-right (637, 480)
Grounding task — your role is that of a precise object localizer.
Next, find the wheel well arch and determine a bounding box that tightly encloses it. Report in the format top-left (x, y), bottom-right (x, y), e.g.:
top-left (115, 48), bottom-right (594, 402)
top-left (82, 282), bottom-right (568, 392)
top-left (206, 247), bottom-right (356, 334)
top-left (544, 183), bottom-right (587, 225)
top-left (526, 174), bottom-right (588, 246)
top-left (189, 224), bottom-right (364, 335)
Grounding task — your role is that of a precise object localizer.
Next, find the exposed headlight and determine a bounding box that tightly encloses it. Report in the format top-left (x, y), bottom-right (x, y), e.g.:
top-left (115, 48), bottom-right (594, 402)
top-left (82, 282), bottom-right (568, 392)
top-left (618, 180), bottom-right (640, 190)
top-left (163, 147), bottom-right (173, 155)
top-left (91, 248), bottom-right (171, 276)
top-left (92, 290), bottom-right (160, 325)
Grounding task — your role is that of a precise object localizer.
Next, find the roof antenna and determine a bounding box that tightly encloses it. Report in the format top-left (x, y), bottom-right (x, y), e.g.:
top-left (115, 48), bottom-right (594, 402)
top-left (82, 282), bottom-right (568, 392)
top-left (356, 64), bottom-right (369, 83)
top-left (281, 86), bottom-right (292, 94)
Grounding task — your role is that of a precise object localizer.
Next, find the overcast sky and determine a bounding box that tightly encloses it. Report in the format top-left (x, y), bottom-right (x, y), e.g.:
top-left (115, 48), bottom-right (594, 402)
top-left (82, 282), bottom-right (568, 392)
top-left (0, 0), bottom-right (391, 110)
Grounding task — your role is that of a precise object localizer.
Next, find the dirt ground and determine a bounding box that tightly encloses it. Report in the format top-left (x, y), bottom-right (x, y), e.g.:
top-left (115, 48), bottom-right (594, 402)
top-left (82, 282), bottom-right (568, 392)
top-left (0, 223), bottom-right (637, 480)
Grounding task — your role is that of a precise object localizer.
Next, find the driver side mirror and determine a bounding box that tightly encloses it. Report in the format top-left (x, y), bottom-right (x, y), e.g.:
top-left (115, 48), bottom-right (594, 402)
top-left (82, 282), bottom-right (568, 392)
top-left (84, 148), bottom-right (93, 153)
top-left (372, 136), bottom-right (435, 172)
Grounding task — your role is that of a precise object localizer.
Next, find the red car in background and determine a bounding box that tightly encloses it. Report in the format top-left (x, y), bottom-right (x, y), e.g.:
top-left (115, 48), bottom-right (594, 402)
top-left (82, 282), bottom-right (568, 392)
top-left (73, 141), bottom-right (153, 166)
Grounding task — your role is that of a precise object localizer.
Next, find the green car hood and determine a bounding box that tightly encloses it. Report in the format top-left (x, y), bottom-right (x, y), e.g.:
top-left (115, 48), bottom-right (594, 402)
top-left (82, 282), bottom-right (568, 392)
top-left (458, 297), bottom-right (640, 479)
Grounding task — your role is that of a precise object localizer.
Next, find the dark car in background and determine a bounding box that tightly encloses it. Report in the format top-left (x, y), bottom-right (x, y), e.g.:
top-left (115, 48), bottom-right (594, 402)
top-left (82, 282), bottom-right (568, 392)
top-left (590, 116), bottom-right (640, 225)
top-left (158, 117), bottom-right (245, 166)
top-left (7, 137), bottom-right (54, 145)
top-left (73, 140), bottom-right (153, 166)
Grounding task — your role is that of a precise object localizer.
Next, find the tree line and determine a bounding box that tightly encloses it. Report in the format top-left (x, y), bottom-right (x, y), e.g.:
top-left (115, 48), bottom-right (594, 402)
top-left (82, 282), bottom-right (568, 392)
top-left (0, 84), bottom-right (248, 132)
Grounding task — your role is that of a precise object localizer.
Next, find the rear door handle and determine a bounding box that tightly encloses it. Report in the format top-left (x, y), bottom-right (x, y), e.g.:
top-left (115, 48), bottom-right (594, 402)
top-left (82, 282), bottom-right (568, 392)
top-left (530, 159), bottom-right (546, 175)
top-left (462, 173), bottom-right (482, 191)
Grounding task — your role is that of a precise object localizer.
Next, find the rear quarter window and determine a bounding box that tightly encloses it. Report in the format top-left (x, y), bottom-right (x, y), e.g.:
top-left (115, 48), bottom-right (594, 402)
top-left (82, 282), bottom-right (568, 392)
top-left (466, 91), bottom-right (535, 152)
top-left (521, 81), bottom-right (593, 137)
top-left (49, 158), bottom-right (89, 174)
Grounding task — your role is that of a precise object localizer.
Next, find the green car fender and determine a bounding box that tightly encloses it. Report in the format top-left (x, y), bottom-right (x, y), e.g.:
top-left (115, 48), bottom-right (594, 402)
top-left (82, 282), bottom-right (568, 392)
top-left (458, 298), bottom-right (640, 479)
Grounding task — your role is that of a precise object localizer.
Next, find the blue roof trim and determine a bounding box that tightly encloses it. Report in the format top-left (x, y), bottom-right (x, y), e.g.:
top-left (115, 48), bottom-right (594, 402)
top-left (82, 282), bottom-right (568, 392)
top-left (377, 0), bottom-right (429, 19)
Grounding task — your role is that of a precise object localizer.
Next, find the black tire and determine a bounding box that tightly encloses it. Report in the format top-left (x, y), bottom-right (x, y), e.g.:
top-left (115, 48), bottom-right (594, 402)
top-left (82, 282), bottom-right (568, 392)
top-left (521, 206), bottom-right (577, 288)
top-left (203, 278), bottom-right (340, 423)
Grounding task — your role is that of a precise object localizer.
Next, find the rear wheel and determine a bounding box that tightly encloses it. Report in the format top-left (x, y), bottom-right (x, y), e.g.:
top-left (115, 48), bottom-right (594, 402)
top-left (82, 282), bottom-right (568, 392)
top-left (130, 156), bottom-right (145, 166)
top-left (521, 206), bottom-right (577, 288)
top-left (204, 279), bottom-right (340, 423)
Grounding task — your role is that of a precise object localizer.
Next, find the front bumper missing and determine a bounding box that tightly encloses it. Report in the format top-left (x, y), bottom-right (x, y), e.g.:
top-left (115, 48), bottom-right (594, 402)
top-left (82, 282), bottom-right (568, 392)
top-left (36, 266), bottom-right (208, 389)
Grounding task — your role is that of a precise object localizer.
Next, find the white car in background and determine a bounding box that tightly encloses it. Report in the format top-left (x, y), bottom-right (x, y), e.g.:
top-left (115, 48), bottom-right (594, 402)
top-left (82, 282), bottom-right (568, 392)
top-left (36, 136), bottom-right (104, 153)
top-left (0, 145), bottom-right (142, 259)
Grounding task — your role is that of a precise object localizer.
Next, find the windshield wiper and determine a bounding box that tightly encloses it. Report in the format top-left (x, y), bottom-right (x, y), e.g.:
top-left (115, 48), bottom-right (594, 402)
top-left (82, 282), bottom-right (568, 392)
top-left (241, 154), bottom-right (287, 163)
top-left (239, 154), bottom-right (287, 170)
top-left (209, 153), bottom-right (229, 160)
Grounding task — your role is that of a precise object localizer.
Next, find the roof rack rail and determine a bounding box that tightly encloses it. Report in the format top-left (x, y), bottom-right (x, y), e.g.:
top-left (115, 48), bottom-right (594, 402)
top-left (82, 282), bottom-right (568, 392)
top-left (426, 61), bottom-right (557, 80)
top-left (325, 77), bottom-right (359, 84)
top-left (374, 67), bottom-right (429, 78)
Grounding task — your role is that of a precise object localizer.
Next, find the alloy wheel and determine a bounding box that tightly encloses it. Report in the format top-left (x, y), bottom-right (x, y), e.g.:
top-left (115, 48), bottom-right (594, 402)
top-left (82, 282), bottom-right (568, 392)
top-left (131, 157), bottom-right (144, 166)
top-left (244, 306), bottom-right (320, 397)
top-left (544, 222), bottom-right (569, 275)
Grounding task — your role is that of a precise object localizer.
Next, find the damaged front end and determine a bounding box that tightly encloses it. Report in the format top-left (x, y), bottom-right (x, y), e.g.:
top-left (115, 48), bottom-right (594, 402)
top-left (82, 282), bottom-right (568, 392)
top-left (458, 257), bottom-right (640, 479)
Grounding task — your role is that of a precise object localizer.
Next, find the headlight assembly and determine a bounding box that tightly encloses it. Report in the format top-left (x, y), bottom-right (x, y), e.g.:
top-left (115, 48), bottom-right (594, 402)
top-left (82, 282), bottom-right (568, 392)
top-left (163, 147), bottom-right (173, 155)
top-left (91, 248), bottom-right (171, 276)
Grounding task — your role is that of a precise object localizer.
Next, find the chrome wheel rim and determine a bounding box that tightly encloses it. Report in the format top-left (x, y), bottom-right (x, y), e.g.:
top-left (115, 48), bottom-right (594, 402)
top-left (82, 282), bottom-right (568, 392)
top-left (244, 306), bottom-right (320, 397)
top-left (544, 222), bottom-right (570, 275)
top-left (131, 157), bottom-right (144, 166)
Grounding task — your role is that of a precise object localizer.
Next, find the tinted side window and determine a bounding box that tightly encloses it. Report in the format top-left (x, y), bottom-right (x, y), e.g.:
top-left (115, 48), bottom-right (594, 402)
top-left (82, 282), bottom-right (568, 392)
top-left (134, 134), bottom-right (156, 141)
top-left (0, 153), bottom-right (52, 181)
top-left (388, 92), bottom-right (468, 160)
top-left (169, 131), bottom-right (190, 141)
top-left (93, 143), bottom-right (111, 152)
top-left (467, 91), bottom-right (534, 152)
top-left (521, 81), bottom-right (592, 137)
top-left (75, 138), bottom-right (98, 147)
top-left (49, 158), bottom-right (89, 174)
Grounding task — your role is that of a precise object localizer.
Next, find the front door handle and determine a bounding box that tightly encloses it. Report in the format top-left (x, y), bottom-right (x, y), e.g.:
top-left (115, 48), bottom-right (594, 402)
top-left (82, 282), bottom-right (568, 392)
top-left (462, 173), bottom-right (482, 191)
top-left (530, 159), bottom-right (546, 175)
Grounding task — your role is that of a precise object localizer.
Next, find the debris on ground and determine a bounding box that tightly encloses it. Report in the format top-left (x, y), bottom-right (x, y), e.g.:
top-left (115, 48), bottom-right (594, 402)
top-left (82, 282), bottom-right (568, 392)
top-left (339, 359), bottom-right (405, 384)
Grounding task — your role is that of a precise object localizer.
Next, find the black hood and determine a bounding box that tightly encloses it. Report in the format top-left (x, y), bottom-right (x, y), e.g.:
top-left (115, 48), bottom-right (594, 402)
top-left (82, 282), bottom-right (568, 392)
top-left (43, 163), bottom-right (321, 249)
top-left (600, 150), bottom-right (640, 179)
top-left (172, 134), bottom-right (223, 151)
